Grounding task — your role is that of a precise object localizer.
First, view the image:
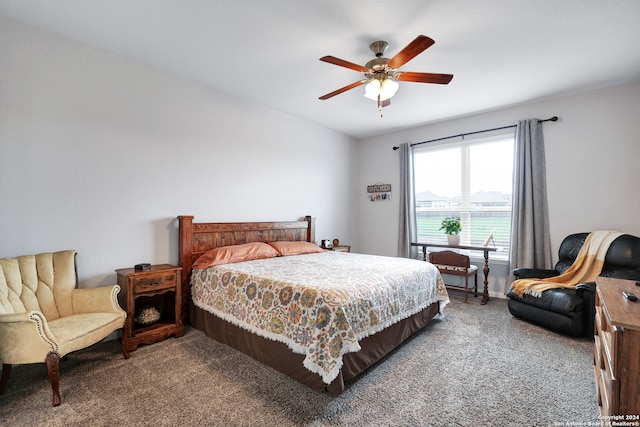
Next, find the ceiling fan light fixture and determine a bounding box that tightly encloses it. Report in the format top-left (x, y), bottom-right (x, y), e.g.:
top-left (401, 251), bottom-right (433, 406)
top-left (364, 78), bottom-right (399, 101)
top-left (381, 78), bottom-right (399, 100)
top-left (364, 79), bottom-right (381, 100)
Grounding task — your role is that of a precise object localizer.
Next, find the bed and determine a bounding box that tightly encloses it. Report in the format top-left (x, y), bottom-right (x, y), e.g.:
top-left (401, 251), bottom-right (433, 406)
top-left (177, 215), bottom-right (448, 395)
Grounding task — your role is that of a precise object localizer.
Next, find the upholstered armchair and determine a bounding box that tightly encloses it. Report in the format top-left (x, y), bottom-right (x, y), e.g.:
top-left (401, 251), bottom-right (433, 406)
top-left (507, 233), bottom-right (640, 337)
top-left (0, 250), bottom-right (126, 406)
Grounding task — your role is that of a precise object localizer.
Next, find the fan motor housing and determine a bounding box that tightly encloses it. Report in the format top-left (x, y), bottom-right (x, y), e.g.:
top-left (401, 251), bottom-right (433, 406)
top-left (365, 57), bottom-right (391, 72)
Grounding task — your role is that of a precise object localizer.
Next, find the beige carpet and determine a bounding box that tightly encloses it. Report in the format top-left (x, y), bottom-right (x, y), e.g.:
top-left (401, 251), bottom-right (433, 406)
top-left (0, 297), bottom-right (599, 426)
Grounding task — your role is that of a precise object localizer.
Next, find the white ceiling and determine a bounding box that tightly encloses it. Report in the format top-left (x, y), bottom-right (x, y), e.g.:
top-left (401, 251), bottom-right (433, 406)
top-left (2, 0), bottom-right (640, 139)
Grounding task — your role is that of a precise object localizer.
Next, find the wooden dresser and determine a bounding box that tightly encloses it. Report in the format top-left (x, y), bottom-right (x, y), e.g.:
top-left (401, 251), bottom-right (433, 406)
top-left (593, 277), bottom-right (640, 416)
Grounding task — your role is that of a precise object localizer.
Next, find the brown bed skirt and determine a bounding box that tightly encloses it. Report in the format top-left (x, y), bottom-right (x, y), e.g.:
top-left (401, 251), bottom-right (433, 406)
top-left (190, 301), bottom-right (441, 395)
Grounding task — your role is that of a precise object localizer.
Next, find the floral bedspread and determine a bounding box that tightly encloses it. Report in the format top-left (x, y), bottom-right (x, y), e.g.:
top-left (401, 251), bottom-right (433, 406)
top-left (191, 251), bottom-right (449, 384)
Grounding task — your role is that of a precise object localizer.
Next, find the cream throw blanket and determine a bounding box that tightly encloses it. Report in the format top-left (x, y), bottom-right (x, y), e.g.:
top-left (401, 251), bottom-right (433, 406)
top-left (511, 230), bottom-right (622, 297)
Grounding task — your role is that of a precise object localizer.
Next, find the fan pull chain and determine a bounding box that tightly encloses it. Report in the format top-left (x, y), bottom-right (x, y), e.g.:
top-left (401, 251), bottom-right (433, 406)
top-left (377, 95), bottom-right (383, 117)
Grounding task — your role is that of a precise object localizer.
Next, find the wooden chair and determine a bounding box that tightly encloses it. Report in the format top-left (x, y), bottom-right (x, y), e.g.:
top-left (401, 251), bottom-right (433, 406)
top-left (429, 250), bottom-right (478, 303)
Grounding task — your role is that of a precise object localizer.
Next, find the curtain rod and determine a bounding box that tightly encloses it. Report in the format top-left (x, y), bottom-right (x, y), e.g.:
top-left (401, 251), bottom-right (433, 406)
top-left (392, 116), bottom-right (558, 150)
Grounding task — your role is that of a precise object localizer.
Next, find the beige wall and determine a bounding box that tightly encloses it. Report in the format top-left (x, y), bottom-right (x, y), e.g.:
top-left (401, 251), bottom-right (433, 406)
top-left (0, 16), bottom-right (358, 287)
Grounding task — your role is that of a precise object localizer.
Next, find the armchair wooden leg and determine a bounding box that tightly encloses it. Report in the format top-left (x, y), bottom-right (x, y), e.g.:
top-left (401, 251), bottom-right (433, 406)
top-left (0, 363), bottom-right (11, 395)
top-left (45, 352), bottom-right (61, 407)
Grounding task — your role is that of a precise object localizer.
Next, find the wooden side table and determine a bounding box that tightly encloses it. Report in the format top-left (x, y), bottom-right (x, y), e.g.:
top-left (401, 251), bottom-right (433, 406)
top-left (116, 264), bottom-right (184, 358)
top-left (332, 245), bottom-right (351, 253)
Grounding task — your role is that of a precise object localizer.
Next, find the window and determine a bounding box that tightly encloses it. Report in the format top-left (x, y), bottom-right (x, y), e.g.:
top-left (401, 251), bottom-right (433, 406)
top-left (413, 132), bottom-right (515, 260)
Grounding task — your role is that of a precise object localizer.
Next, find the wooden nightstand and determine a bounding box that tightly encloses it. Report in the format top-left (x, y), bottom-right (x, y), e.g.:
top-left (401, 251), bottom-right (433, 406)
top-left (332, 245), bottom-right (351, 253)
top-left (116, 264), bottom-right (184, 358)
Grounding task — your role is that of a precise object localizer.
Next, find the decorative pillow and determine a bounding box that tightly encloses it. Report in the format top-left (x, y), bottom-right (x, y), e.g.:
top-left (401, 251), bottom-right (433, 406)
top-left (193, 242), bottom-right (279, 269)
top-left (268, 241), bottom-right (326, 256)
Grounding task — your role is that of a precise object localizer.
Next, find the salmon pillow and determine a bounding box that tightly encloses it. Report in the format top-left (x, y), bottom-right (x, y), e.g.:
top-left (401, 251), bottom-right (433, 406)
top-left (268, 241), bottom-right (326, 256)
top-left (193, 242), bottom-right (279, 268)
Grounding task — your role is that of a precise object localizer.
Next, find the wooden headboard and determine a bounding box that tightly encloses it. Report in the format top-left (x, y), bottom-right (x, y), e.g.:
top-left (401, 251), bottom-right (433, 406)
top-left (177, 215), bottom-right (315, 324)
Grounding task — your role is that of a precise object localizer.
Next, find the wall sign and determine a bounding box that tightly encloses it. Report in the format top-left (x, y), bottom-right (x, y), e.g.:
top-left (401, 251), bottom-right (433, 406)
top-left (367, 183), bottom-right (392, 202)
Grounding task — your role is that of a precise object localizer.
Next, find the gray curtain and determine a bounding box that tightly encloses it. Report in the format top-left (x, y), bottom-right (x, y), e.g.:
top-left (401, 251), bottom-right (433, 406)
top-left (398, 143), bottom-right (418, 258)
top-left (508, 119), bottom-right (553, 287)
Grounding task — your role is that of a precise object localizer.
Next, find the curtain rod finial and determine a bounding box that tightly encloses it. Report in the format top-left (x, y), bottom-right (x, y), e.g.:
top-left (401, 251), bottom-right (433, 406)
top-left (538, 116), bottom-right (559, 123)
top-left (393, 146), bottom-right (399, 151)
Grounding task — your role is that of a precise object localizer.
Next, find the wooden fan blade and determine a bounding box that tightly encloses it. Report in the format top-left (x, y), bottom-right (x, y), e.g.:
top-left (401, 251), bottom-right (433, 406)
top-left (319, 80), bottom-right (365, 100)
top-left (387, 35), bottom-right (435, 69)
top-left (395, 71), bottom-right (453, 84)
top-left (319, 56), bottom-right (369, 73)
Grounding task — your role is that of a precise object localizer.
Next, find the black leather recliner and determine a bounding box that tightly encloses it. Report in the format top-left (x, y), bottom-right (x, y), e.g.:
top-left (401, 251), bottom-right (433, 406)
top-left (507, 232), bottom-right (640, 337)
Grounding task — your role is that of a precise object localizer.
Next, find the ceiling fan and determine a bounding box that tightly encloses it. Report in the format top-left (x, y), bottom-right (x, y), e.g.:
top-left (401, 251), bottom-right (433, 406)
top-left (319, 35), bottom-right (453, 116)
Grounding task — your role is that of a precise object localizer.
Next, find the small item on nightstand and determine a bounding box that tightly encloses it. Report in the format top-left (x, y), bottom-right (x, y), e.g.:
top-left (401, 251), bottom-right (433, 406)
top-left (134, 263), bottom-right (151, 272)
top-left (623, 291), bottom-right (638, 301)
top-left (321, 240), bottom-right (333, 249)
top-left (135, 306), bottom-right (161, 325)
